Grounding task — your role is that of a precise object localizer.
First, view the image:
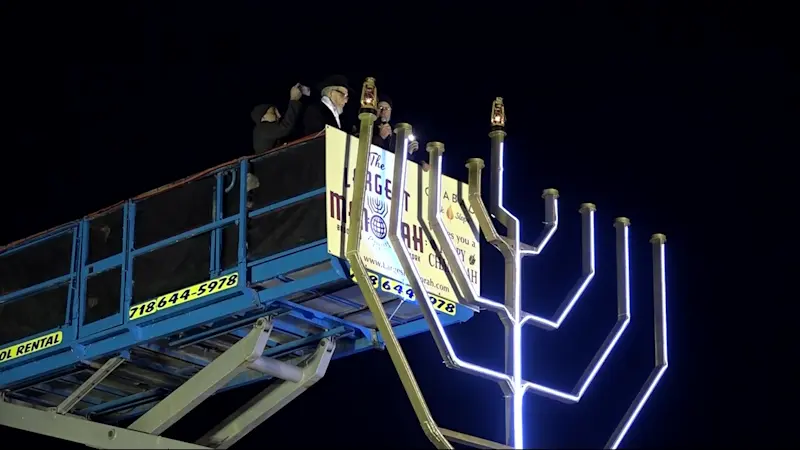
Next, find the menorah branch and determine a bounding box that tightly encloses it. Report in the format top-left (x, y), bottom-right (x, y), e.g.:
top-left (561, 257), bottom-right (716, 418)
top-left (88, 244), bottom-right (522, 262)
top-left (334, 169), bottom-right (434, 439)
top-left (520, 204), bottom-right (597, 331)
top-left (519, 189), bottom-right (559, 257)
top-left (522, 217), bottom-right (632, 404)
top-left (424, 145), bottom-right (514, 321)
top-left (604, 234), bottom-right (669, 449)
top-left (345, 78), bottom-right (452, 450)
top-left (488, 131), bottom-right (557, 256)
top-left (386, 129), bottom-right (512, 388)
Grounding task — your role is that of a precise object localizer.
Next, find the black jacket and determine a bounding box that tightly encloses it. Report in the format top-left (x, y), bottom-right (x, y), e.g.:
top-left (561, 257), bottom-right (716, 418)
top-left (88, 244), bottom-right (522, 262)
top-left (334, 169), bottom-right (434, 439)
top-left (372, 120), bottom-right (394, 150)
top-left (303, 100), bottom-right (340, 135)
top-left (253, 100), bottom-right (302, 154)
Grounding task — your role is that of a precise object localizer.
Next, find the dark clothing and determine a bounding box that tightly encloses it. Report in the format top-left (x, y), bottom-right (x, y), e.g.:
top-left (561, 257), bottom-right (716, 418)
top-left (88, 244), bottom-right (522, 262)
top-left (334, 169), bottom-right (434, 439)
top-left (357, 120), bottom-right (425, 164)
top-left (252, 100), bottom-right (302, 154)
top-left (303, 100), bottom-right (340, 135)
top-left (408, 146), bottom-right (425, 164)
top-left (303, 101), bottom-right (340, 135)
top-left (372, 121), bottom-right (393, 150)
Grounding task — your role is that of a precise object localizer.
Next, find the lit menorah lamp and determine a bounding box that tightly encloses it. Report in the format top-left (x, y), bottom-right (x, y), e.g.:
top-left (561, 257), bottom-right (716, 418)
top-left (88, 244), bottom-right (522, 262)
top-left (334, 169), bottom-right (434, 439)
top-left (360, 77), bottom-right (377, 111)
top-left (491, 96), bottom-right (506, 128)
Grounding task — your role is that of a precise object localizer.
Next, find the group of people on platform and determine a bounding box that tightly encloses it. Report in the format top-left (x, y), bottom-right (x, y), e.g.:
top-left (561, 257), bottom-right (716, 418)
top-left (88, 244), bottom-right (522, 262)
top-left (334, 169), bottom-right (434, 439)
top-left (249, 74), bottom-right (427, 169)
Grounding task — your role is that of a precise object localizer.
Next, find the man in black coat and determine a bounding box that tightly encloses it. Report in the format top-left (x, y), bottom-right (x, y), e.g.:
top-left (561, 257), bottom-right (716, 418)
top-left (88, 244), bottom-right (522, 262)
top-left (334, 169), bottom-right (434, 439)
top-left (251, 83), bottom-right (305, 154)
top-left (303, 74), bottom-right (351, 135)
top-left (373, 95), bottom-right (394, 150)
top-left (362, 94), bottom-right (429, 171)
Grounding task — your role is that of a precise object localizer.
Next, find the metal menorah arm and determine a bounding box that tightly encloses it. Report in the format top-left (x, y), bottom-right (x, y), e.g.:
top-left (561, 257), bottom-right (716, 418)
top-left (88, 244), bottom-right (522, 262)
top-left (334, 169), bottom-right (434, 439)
top-left (488, 129), bottom-right (559, 258)
top-left (423, 144), bottom-right (515, 322)
top-left (510, 189), bottom-right (559, 257)
top-left (465, 155), bottom-right (596, 331)
top-left (521, 218), bottom-right (632, 404)
top-left (345, 79), bottom-right (452, 450)
top-left (386, 126), bottom-right (514, 387)
top-left (604, 234), bottom-right (669, 449)
top-left (519, 203), bottom-right (596, 331)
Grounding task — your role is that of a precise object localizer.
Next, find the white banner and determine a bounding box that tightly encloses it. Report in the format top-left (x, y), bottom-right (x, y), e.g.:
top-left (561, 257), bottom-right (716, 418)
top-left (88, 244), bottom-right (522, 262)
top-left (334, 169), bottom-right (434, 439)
top-left (324, 126), bottom-right (480, 306)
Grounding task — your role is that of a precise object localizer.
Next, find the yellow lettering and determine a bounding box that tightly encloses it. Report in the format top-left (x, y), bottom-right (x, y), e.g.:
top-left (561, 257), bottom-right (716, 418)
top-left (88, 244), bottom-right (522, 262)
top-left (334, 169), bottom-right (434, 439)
top-left (0, 331), bottom-right (64, 365)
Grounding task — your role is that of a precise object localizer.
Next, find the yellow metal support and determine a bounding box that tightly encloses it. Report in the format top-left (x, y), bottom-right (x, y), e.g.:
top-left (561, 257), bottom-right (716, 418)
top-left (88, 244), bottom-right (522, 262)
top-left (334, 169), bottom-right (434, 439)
top-left (440, 427), bottom-right (513, 450)
top-left (345, 77), bottom-right (452, 449)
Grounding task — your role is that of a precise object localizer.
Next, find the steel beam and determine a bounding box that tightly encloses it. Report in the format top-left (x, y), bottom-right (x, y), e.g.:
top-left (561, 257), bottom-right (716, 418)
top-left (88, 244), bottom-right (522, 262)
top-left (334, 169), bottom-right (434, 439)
top-left (248, 355), bottom-right (303, 383)
top-left (196, 338), bottom-right (336, 449)
top-left (440, 428), bottom-right (513, 450)
top-left (128, 318), bottom-right (272, 435)
top-left (55, 357), bottom-right (125, 414)
top-left (0, 398), bottom-right (208, 449)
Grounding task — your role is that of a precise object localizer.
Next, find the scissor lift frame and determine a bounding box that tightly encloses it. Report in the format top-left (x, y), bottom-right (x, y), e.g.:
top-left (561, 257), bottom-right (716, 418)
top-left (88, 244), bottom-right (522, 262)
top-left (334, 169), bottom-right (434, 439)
top-left (0, 139), bottom-right (473, 448)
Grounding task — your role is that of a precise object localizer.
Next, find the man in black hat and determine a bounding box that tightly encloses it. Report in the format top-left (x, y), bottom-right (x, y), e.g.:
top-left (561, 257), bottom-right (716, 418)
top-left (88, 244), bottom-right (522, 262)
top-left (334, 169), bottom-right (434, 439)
top-left (251, 83), bottom-right (306, 154)
top-left (303, 74), bottom-right (350, 135)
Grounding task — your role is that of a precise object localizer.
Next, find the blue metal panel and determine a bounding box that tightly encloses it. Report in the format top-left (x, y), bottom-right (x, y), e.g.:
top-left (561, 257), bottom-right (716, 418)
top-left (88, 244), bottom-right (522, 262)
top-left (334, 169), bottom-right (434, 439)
top-left (66, 226), bottom-right (80, 344)
top-left (248, 187), bottom-right (326, 219)
top-left (210, 171), bottom-right (224, 277)
top-left (0, 328), bottom-right (74, 374)
top-left (129, 215), bottom-right (238, 259)
top-left (123, 201), bottom-right (136, 325)
top-left (237, 159), bottom-right (248, 284)
top-left (76, 219), bottom-right (93, 336)
top-left (274, 298), bottom-right (374, 342)
top-left (0, 291), bottom-right (258, 387)
top-left (86, 254), bottom-right (125, 275)
top-left (249, 243), bottom-right (330, 281)
top-left (0, 225), bottom-right (79, 372)
top-left (79, 204), bottom-right (130, 338)
top-left (0, 274), bottom-right (72, 306)
top-left (0, 223), bottom-right (77, 258)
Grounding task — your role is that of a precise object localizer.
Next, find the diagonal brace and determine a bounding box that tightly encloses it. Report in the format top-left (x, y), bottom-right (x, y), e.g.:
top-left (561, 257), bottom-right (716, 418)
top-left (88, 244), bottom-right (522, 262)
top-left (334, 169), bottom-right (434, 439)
top-left (128, 318), bottom-right (273, 435)
top-left (196, 338), bottom-right (336, 449)
top-left (56, 356), bottom-right (125, 414)
top-left (440, 427), bottom-right (514, 450)
top-left (0, 398), bottom-right (208, 449)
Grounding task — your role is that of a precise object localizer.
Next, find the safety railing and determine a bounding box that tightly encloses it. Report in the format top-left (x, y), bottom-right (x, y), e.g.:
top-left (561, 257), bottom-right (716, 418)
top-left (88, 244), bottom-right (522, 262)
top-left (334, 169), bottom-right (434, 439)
top-left (0, 135), bottom-right (331, 376)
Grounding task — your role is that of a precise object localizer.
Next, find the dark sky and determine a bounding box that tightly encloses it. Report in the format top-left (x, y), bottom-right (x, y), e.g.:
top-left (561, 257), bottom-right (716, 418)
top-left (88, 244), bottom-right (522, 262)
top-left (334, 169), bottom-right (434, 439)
top-left (1, 2), bottom-right (792, 448)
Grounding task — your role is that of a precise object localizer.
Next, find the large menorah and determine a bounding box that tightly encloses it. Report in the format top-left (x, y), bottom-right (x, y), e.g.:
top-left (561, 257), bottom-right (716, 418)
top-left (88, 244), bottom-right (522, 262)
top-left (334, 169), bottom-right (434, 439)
top-left (346, 78), bottom-right (668, 449)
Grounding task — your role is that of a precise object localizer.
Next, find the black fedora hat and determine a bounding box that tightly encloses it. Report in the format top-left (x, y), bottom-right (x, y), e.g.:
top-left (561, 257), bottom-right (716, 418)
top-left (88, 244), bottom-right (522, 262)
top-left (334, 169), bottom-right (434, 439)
top-left (316, 74), bottom-right (351, 93)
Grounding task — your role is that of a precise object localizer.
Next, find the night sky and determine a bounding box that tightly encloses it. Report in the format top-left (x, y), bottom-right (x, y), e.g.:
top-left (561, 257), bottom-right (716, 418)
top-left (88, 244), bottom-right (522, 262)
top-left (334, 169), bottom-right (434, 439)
top-left (2, 3), bottom-right (791, 448)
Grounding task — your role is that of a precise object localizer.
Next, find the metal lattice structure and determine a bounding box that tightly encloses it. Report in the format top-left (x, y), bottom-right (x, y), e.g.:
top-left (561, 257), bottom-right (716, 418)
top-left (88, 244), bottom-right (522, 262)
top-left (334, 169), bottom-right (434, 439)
top-left (0, 77), bottom-right (668, 449)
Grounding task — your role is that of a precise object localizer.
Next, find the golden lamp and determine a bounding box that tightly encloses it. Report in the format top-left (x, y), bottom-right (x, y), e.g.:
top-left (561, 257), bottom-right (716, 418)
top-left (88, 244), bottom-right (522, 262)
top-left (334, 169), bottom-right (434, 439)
top-left (360, 77), bottom-right (377, 110)
top-left (491, 97), bottom-right (506, 127)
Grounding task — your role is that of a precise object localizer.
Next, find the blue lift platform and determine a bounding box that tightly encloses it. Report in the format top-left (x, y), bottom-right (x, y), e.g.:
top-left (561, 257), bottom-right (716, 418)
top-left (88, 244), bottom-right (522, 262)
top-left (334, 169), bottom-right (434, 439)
top-left (0, 129), bottom-right (475, 449)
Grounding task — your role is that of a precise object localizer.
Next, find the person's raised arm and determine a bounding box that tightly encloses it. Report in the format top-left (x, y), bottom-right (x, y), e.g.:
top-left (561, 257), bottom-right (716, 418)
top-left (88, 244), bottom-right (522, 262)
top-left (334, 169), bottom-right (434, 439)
top-left (276, 83), bottom-right (304, 134)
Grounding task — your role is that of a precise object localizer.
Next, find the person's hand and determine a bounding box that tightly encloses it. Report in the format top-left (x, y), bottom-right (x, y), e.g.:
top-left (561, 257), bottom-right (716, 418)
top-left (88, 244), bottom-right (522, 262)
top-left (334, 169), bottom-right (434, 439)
top-left (290, 83), bottom-right (303, 101)
top-left (300, 85), bottom-right (310, 96)
top-left (422, 161), bottom-right (431, 172)
top-left (409, 140), bottom-right (419, 153)
top-left (379, 123), bottom-right (392, 139)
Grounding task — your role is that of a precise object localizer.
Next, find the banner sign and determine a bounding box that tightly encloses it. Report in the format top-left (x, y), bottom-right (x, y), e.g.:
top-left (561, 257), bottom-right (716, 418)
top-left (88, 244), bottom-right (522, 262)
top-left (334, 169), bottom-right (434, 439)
top-left (325, 126), bottom-right (480, 305)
